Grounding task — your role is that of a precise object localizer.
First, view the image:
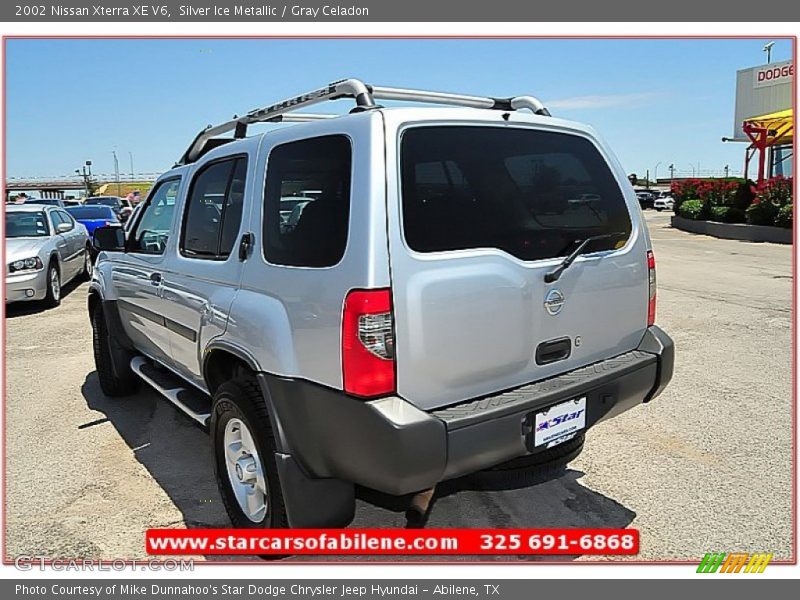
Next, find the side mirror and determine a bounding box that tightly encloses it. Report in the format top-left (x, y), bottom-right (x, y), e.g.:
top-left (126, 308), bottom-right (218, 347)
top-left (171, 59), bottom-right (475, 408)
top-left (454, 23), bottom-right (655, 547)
top-left (56, 222), bottom-right (72, 234)
top-left (93, 225), bottom-right (126, 252)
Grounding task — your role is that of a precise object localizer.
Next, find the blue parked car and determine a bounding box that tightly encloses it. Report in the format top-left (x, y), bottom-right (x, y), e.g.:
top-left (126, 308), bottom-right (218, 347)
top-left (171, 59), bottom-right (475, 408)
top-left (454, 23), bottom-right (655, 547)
top-left (66, 206), bottom-right (120, 260)
top-left (66, 205), bottom-right (120, 237)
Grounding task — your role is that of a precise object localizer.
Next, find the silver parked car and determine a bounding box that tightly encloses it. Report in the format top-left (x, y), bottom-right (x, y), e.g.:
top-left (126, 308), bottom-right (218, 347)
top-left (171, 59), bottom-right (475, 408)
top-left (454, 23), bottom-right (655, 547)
top-left (90, 79), bottom-right (674, 530)
top-left (5, 204), bottom-right (92, 307)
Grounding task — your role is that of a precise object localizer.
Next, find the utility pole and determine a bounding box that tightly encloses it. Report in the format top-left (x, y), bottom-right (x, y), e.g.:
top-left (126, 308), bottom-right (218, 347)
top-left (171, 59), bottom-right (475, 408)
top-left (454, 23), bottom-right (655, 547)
top-left (112, 150), bottom-right (121, 196)
top-left (645, 169), bottom-right (650, 189)
top-left (75, 160), bottom-right (93, 198)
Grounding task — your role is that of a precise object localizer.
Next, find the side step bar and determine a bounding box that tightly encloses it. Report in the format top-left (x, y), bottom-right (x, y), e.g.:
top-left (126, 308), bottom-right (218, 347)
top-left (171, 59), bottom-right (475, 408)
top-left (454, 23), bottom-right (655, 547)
top-left (130, 357), bottom-right (211, 426)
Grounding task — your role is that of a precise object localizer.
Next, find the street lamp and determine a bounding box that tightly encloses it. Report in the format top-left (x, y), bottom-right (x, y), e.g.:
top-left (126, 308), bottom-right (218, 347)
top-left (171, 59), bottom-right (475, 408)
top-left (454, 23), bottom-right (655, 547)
top-left (763, 41), bottom-right (775, 64)
top-left (129, 152), bottom-right (134, 182)
top-left (669, 163), bottom-right (675, 182)
top-left (654, 161), bottom-right (662, 184)
top-left (112, 150), bottom-right (121, 196)
top-left (76, 160), bottom-right (93, 198)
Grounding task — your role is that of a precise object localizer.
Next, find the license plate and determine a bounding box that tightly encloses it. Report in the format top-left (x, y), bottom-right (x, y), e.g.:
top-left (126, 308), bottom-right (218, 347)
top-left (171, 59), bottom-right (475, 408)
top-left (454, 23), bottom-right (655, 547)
top-left (534, 397), bottom-right (587, 448)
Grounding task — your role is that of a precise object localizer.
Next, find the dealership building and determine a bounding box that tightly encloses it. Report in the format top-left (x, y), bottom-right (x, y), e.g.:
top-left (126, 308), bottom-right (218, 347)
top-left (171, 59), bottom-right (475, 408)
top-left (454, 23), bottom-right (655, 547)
top-left (731, 59), bottom-right (793, 183)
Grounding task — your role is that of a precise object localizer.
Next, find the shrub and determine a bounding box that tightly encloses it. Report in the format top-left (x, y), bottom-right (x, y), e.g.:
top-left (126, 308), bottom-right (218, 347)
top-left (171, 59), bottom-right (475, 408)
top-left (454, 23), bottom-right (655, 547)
top-left (709, 206), bottom-right (746, 223)
top-left (745, 199), bottom-right (779, 226)
top-left (671, 178), bottom-right (745, 214)
top-left (759, 176), bottom-right (793, 207)
top-left (671, 179), bottom-right (701, 215)
top-left (678, 199), bottom-right (706, 220)
top-left (775, 203), bottom-right (793, 229)
top-left (732, 180), bottom-right (757, 210)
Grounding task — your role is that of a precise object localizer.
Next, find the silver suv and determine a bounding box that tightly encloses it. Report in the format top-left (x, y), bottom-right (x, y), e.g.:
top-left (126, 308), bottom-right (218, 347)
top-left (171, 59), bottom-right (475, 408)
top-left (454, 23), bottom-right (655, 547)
top-left (89, 79), bottom-right (674, 529)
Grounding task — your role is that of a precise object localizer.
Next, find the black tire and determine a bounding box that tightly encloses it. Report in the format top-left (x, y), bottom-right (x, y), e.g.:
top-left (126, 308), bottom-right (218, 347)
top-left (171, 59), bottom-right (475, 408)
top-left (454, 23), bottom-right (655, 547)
top-left (211, 377), bottom-right (288, 530)
top-left (80, 245), bottom-right (93, 281)
top-left (91, 305), bottom-right (140, 397)
top-left (473, 434), bottom-right (585, 486)
top-left (43, 261), bottom-right (61, 308)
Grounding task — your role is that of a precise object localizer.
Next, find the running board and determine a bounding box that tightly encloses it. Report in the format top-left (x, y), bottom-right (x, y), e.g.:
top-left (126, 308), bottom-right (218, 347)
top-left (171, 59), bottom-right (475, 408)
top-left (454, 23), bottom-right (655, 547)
top-left (130, 357), bottom-right (211, 426)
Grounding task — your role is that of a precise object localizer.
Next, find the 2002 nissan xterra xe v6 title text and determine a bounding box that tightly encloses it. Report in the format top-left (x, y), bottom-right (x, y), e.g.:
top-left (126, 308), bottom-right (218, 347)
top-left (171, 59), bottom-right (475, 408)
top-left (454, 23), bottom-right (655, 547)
top-left (89, 79), bottom-right (674, 529)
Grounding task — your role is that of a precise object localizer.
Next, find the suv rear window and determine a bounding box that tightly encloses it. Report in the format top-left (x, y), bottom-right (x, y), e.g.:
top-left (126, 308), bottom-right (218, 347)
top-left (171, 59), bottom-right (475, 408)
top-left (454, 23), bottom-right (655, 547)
top-left (400, 126), bottom-right (632, 261)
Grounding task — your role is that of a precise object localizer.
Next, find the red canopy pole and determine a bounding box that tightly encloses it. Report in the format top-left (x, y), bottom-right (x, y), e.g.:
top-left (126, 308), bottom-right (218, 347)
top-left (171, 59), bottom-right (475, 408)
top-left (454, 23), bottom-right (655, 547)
top-left (742, 121), bottom-right (770, 185)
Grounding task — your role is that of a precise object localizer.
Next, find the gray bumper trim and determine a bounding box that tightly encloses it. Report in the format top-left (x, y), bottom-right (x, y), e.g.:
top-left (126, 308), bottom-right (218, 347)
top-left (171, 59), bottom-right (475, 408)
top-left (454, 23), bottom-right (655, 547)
top-left (432, 350), bottom-right (656, 430)
top-left (262, 326), bottom-right (674, 496)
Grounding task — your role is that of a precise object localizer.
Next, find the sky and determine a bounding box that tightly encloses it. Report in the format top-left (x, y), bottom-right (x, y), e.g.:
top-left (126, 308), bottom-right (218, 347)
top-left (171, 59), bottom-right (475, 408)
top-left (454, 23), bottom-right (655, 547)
top-left (4, 38), bottom-right (794, 180)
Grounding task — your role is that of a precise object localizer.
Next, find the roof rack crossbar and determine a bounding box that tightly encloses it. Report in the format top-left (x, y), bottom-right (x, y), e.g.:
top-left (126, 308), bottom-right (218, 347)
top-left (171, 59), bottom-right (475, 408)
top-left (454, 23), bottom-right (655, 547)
top-left (178, 78), bottom-right (549, 164)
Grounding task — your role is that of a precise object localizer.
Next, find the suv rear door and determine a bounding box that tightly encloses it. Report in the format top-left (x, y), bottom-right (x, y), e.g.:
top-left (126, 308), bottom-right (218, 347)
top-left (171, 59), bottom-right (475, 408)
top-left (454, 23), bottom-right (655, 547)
top-left (158, 154), bottom-right (250, 387)
top-left (386, 121), bottom-right (650, 410)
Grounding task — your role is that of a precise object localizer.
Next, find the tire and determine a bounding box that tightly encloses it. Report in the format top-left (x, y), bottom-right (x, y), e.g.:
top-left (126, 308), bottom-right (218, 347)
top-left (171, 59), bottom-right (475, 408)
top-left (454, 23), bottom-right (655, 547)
top-left (473, 434), bottom-right (585, 486)
top-left (80, 245), bottom-right (93, 281)
top-left (91, 305), bottom-right (140, 397)
top-left (656, 207), bottom-right (663, 212)
top-left (43, 261), bottom-right (61, 308)
top-left (211, 377), bottom-right (288, 530)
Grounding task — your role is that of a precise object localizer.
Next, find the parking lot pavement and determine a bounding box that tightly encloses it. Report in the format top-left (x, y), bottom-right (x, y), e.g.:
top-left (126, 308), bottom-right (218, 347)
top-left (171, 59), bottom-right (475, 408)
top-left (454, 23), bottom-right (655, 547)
top-left (3, 210), bottom-right (793, 562)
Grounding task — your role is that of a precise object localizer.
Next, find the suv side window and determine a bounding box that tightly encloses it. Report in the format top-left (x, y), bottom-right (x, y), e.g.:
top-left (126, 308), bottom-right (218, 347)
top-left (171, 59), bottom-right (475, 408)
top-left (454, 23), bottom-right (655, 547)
top-left (263, 135), bottom-right (351, 268)
top-left (128, 178), bottom-right (181, 255)
top-left (181, 156), bottom-right (247, 259)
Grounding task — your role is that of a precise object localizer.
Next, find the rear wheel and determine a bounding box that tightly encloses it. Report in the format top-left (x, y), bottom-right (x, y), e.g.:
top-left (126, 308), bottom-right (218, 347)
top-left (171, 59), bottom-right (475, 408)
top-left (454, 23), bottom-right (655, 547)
top-left (91, 305), bottom-right (140, 396)
top-left (43, 262), bottom-right (61, 308)
top-left (212, 377), bottom-right (288, 529)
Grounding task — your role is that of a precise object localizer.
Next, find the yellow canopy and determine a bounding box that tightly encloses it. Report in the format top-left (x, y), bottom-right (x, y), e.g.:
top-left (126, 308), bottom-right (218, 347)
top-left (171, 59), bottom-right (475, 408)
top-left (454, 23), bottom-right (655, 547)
top-left (744, 108), bottom-right (793, 145)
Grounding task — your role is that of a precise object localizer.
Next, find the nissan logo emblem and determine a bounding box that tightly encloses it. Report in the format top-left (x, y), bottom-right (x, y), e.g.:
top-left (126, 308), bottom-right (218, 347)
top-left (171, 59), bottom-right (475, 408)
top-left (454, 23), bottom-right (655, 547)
top-left (544, 289), bottom-right (566, 316)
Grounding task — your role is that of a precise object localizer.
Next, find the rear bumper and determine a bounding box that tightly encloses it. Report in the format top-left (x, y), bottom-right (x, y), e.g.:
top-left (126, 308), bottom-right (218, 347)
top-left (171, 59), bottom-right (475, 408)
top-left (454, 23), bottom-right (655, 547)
top-left (261, 326), bottom-right (674, 496)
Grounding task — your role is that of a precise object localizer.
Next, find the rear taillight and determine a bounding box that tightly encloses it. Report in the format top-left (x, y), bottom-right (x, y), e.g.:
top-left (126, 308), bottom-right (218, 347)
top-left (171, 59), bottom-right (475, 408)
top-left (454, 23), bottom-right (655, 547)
top-left (342, 288), bottom-right (396, 398)
top-left (647, 250), bottom-right (657, 326)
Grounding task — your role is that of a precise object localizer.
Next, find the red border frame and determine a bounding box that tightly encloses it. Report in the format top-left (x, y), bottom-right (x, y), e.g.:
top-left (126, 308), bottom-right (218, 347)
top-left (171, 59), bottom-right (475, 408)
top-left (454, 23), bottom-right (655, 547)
top-left (1, 34), bottom-right (796, 568)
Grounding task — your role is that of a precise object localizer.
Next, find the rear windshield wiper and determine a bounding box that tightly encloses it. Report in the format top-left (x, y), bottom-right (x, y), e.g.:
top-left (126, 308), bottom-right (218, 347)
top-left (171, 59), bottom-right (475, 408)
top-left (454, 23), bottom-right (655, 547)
top-left (544, 232), bottom-right (627, 283)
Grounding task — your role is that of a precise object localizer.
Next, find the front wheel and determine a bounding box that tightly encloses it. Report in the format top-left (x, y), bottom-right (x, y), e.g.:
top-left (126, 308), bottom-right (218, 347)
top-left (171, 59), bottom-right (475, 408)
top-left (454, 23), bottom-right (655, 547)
top-left (43, 262), bottom-right (61, 308)
top-left (80, 246), bottom-right (93, 281)
top-left (91, 306), bottom-right (140, 396)
top-left (212, 377), bottom-right (288, 529)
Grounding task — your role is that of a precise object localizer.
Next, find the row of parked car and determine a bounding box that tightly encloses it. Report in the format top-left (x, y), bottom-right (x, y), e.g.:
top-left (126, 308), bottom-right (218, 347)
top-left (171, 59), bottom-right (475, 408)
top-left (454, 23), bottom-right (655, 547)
top-left (5, 196), bottom-right (139, 308)
top-left (635, 189), bottom-right (674, 212)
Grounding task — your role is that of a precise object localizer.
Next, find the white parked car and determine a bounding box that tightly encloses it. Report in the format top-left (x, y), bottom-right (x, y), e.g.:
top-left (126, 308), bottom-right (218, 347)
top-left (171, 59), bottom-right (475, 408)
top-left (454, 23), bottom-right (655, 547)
top-left (654, 196), bottom-right (674, 212)
top-left (5, 204), bottom-right (92, 307)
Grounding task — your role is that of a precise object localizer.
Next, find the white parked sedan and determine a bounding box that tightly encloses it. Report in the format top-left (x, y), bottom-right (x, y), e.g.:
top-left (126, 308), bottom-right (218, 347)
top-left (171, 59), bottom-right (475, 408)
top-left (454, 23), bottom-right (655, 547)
top-left (654, 196), bottom-right (675, 212)
top-left (5, 204), bottom-right (92, 307)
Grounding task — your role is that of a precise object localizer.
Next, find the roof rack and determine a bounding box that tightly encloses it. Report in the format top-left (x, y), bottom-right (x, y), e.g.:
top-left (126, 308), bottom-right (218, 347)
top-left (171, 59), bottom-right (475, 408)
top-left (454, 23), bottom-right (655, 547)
top-left (177, 78), bottom-right (551, 165)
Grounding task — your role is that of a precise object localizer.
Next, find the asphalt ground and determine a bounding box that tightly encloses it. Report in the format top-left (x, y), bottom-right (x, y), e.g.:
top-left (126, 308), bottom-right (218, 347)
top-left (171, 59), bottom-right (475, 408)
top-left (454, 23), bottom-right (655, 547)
top-left (3, 211), bottom-right (793, 562)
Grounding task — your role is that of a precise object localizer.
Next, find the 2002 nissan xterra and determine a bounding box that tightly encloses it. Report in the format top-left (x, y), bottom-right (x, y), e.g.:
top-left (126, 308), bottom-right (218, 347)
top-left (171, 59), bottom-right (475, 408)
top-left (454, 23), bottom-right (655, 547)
top-left (89, 79), bottom-right (674, 529)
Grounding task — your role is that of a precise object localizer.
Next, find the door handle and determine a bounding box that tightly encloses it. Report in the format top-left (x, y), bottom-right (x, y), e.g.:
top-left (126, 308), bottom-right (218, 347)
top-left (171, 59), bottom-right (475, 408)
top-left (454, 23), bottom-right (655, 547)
top-left (238, 232), bottom-right (254, 261)
top-left (149, 272), bottom-right (163, 285)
